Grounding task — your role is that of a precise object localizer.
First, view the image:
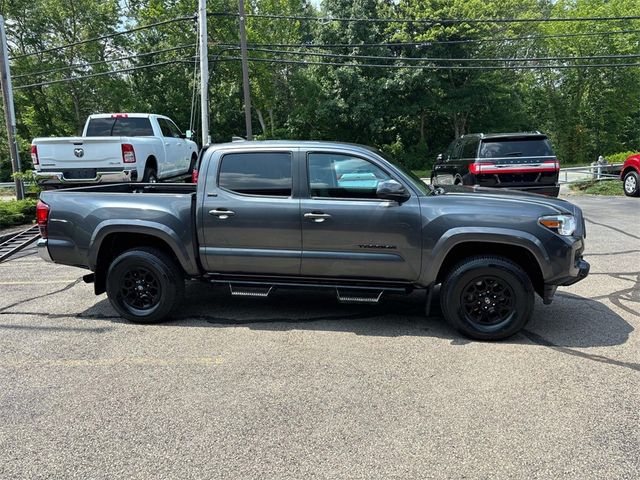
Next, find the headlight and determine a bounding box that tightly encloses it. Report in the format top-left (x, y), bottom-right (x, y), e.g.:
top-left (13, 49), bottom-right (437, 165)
top-left (539, 214), bottom-right (576, 236)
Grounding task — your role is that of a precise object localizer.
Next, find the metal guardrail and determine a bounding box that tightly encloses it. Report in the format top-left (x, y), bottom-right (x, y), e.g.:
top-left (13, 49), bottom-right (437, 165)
top-left (0, 182), bottom-right (15, 188)
top-left (558, 163), bottom-right (623, 184)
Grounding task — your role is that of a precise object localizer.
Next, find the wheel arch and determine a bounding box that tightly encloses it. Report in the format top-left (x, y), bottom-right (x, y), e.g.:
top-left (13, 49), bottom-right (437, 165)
top-left (90, 224), bottom-right (199, 294)
top-left (422, 230), bottom-right (549, 297)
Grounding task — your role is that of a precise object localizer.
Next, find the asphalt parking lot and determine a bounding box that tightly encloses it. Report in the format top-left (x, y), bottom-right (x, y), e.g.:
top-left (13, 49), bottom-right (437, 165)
top-left (0, 194), bottom-right (638, 479)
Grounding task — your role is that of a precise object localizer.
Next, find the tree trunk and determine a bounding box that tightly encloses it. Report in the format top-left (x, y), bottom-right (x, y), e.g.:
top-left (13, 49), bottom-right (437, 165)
top-left (256, 108), bottom-right (267, 136)
top-left (268, 108), bottom-right (275, 136)
top-left (419, 112), bottom-right (425, 143)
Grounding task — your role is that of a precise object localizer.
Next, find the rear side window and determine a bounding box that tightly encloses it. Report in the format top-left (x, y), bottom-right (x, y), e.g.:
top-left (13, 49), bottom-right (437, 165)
top-left (461, 139), bottom-right (479, 159)
top-left (85, 117), bottom-right (154, 137)
top-left (479, 138), bottom-right (554, 158)
top-left (218, 152), bottom-right (292, 197)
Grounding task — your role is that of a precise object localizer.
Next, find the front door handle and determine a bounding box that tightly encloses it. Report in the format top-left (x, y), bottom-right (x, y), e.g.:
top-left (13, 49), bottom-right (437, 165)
top-left (209, 209), bottom-right (235, 219)
top-left (304, 212), bottom-right (331, 223)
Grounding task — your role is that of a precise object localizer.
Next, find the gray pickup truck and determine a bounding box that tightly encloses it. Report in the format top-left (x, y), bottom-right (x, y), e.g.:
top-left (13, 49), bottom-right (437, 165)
top-left (36, 141), bottom-right (589, 340)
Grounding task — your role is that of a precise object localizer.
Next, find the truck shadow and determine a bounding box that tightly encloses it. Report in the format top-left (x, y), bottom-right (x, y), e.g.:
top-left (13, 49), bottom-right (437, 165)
top-left (80, 280), bottom-right (635, 350)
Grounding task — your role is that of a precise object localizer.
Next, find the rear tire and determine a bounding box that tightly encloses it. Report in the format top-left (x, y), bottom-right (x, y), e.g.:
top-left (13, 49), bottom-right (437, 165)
top-left (106, 247), bottom-right (185, 323)
top-left (142, 166), bottom-right (157, 183)
top-left (623, 171), bottom-right (640, 197)
top-left (440, 255), bottom-right (534, 340)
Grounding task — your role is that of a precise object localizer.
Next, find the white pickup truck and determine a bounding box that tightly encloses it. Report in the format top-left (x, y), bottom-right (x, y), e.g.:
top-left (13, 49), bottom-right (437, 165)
top-left (31, 113), bottom-right (199, 185)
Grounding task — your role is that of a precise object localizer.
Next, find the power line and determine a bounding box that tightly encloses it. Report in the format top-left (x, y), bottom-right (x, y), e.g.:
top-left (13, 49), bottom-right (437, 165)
top-left (13, 44), bottom-right (194, 80)
top-left (14, 59), bottom-right (194, 90)
top-left (209, 11), bottom-right (640, 25)
top-left (216, 55), bottom-right (640, 70)
top-left (9, 16), bottom-right (193, 61)
top-left (244, 28), bottom-right (640, 48)
top-left (220, 45), bottom-right (640, 63)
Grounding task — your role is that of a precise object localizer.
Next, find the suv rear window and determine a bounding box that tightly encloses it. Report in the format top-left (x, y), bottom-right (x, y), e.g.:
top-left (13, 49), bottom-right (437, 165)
top-left (219, 152), bottom-right (292, 196)
top-left (479, 138), bottom-right (554, 159)
top-left (85, 117), bottom-right (154, 137)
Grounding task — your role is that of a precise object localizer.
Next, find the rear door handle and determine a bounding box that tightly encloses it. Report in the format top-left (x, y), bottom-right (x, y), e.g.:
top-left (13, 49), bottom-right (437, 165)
top-left (304, 212), bottom-right (331, 223)
top-left (209, 209), bottom-right (235, 219)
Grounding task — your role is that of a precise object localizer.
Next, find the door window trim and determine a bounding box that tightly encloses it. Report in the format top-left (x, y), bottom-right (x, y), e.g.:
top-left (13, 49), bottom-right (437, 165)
top-left (215, 150), bottom-right (295, 199)
top-left (304, 150), bottom-right (408, 202)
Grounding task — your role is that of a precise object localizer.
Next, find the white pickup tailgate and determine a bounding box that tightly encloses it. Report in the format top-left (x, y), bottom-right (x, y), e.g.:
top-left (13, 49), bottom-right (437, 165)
top-left (34, 136), bottom-right (125, 171)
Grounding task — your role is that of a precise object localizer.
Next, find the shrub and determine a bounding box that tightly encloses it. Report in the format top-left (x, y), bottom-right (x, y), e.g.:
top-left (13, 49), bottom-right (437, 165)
top-left (604, 151), bottom-right (639, 165)
top-left (0, 198), bottom-right (37, 229)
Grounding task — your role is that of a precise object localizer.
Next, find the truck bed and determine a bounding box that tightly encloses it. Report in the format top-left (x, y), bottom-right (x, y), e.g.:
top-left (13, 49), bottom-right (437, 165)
top-left (39, 183), bottom-right (200, 275)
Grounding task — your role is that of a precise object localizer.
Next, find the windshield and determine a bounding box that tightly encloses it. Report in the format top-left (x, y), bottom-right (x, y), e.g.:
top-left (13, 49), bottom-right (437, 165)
top-left (375, 149), bottom-right (433, 195)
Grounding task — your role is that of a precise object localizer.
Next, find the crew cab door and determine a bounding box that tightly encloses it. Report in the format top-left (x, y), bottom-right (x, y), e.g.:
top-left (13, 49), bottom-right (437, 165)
top-left (199, 148), bottom-right (301, 275)
top-left (300, 150), bottom-right (422, 281)
top-left (157, 118), bottom-right (184, 176)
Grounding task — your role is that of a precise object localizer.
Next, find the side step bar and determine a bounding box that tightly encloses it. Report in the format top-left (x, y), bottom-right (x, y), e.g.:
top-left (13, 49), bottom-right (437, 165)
top-left (229, 284), bottom-right (273, 298)
top-left (222, 281), bottom-right (388, 304)
top-left (336, 288), bottom-right (383, 304)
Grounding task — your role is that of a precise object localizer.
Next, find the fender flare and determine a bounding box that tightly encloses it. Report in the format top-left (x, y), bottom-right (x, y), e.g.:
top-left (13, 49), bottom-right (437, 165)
top-left (88, 220), bottom-right (199, 276)
top-left (420, 227), bottom-right (551, 285)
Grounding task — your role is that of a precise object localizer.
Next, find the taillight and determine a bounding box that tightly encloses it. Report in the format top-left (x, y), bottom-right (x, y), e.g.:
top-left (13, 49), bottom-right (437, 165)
top-left (469, 161), bottom-right (492, 175)
top-left (31, 145), bottom-right (39, 165)
top-left (121, 143), bottom-right (136, 163)
top-left (191, 169), bottom-right (199, 184)
top-left (36, 200), bottom-right (50, 238)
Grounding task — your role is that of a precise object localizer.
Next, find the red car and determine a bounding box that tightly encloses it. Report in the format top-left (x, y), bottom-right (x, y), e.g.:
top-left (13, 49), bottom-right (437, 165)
top-left (622, 154), bottom-right (640, 197)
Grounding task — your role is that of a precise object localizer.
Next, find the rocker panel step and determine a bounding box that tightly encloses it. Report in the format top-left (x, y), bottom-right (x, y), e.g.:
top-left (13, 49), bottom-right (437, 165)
top-left (229, 284), bottom-right (273, 298)
top-left (336, 288), bottom-right (384, 304)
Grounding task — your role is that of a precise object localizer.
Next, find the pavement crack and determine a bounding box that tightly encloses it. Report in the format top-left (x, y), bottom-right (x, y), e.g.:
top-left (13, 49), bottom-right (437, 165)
top-left (584, 217), bottom-right (640, 240)
top-left (521, 329), bottom-right (640, 373)
top-left (0, 278), bottom-right (83, 314)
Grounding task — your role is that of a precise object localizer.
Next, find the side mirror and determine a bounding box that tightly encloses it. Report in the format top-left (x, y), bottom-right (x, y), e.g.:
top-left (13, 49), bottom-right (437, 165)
top-left (436, 153), bottom-right (443, 163)
top-left (185, 130), bottom-right (194, 140)
top-left (376, 179), bottom-right (410, 203)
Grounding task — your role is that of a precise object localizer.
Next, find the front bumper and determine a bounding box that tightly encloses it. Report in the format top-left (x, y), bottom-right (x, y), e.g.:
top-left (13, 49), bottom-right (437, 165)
top-left (36, 169), bottom-right (137, 185)
top-left (542, 237), bottom-right (590, 304)
top-left (37, 238), bottom-right (53, 263)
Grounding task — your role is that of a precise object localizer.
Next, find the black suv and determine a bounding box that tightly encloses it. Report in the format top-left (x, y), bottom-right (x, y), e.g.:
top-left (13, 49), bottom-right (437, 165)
top-left (432, 133), bottom-right (560, 197)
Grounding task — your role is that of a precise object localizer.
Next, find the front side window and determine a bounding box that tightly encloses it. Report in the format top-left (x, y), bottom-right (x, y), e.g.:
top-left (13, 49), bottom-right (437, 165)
top-left (308, 152), bottom-right (392, 199)
top-left (218, 152), bottom-right (292, 197)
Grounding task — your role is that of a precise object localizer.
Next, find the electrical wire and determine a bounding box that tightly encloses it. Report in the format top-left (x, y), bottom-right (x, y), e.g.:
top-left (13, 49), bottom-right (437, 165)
top-left (218, 45), bottom-right (640, 63)
top-left (209, 11), bottom-right (640, 25)
top-left (14, 59), bottom-right (194, 90)
top-left (13, 44), bottom-right (195, 80)
top-left (244, 28), bottom-right (640, 48)
top-left (9, 16), bottom-right (193, 61)
top-left (215, 55), bottom-right (640, 70)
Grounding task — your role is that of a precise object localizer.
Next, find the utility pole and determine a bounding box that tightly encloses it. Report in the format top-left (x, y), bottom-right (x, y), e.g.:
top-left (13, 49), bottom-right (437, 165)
top-left (238, 0), bottom-right (253, 140)
top-left (0, 16), bottom-right (24, 200)
top-left (198, 0), bottom-right (211, 146)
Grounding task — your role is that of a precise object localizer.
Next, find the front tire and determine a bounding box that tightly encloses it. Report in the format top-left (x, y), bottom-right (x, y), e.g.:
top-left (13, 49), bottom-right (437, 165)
top-left (623, 171), bottom-right (640, 197)
top-left (440, 256), bottom-right (534, 340)
top-left (106, 248), bottom-right (185, 323)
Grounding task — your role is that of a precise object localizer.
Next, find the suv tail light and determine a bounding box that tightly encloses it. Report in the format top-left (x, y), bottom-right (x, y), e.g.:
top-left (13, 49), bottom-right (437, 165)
top-left (36, 200), bottom-right (50, 238)
top-left (470, 159), bottom-right (560, 175)
top-left (191, 169), bottom-right (199, 184)
top-left (31, 145), bottom-right (39, 165)
top-left (121, 143), bottom-right (136, 163)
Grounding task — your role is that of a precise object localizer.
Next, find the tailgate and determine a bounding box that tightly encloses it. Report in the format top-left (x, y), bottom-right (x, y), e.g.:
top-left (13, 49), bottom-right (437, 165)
top-left (34, 137), bottom-right (125, 176)
top-left (471, 156), bottom-right (559, 186)
top-left (474, 136), bottom-right (559, 187)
